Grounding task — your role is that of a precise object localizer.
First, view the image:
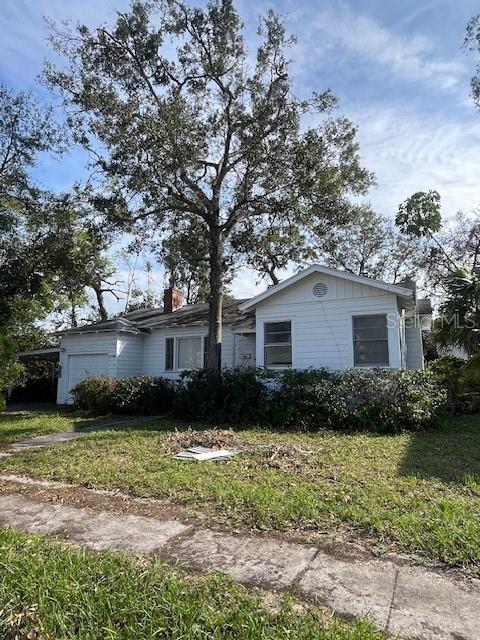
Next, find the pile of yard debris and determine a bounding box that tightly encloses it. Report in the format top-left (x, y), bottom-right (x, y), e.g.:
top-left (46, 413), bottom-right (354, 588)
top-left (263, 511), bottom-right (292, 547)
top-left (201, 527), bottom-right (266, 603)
top-left (256, 443), bottom-right (319, 478)
top-left (164, 428), bottom-right (246, 461)
top-left (163, 429), bottom-right (321, 471)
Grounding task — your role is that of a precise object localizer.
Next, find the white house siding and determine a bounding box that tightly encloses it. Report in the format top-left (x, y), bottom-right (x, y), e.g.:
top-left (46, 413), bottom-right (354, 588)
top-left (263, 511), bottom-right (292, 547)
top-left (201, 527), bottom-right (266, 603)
top-left (116, 333), bottom-right (145, 378)
top-left (57, 332), bottom-right (117, 404)
top-left (142, 325), bottom-right (236, 380)
top-left (254, 271), bottom-right (402, 370)
top-left (405, 325), bottom-right (424, 370)
top-left (234, 333), bottom-right (256, 368)
top-left (222, 326), bottom-right (235, 369)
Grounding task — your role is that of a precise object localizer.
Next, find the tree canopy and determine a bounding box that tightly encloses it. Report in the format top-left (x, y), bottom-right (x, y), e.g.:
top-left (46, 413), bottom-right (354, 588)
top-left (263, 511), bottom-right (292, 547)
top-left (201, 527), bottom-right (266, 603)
top-left (44, 0), bottom-right (373, 368)
top-left (465, 14), bottom-right (480, 108)
top-left (0, 86), bottom-right (65, 324)
top-left (320, 205), bottom-right (423, 283)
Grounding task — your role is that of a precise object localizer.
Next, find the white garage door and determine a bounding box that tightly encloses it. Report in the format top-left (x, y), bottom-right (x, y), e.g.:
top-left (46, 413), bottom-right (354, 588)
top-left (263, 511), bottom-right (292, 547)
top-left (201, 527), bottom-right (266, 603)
top-left (68, 353), bottom-right (109, 398)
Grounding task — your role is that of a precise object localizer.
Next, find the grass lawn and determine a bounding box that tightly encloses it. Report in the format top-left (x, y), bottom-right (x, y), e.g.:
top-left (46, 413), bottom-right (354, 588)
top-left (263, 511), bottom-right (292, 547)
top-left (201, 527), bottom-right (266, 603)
top-left (0, 407), bottom-right (105, 445)
top-left (1, 412), bottom-right (480, 572)
top-left (0, 528), bottom-right (382, 640)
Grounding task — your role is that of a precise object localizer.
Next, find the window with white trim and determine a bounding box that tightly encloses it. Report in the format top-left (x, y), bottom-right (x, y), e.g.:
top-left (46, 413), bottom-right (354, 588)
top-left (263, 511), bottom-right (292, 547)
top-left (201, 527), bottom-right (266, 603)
top-left (264, 321), bottom-right (292, 367)
top-left (353, 315), bottom-right (389, 366)
top-left (165, 336), bottom-right (210, 371)
top-left (165, 337), bottom-right (174, 371)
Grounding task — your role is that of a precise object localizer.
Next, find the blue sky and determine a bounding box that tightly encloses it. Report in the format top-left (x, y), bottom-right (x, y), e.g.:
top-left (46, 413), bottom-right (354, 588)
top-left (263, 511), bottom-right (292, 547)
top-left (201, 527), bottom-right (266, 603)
top-left (1, 0), bottom-right (480, 306)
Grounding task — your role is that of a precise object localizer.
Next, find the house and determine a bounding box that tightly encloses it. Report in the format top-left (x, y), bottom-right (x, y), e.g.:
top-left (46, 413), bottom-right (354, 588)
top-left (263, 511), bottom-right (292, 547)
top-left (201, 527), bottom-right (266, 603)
top-left (55, 264), bottom-right (430, 404)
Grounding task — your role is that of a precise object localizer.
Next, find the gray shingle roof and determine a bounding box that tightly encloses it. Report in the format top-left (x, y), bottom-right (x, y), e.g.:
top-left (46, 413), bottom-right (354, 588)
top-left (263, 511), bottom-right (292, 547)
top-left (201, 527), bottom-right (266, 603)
top-left (53, 317), bottom-right (142, 336)
top-left (56, 299), bottom-right (253, 335)
top-left (131, 298), bottom-right (251, 330)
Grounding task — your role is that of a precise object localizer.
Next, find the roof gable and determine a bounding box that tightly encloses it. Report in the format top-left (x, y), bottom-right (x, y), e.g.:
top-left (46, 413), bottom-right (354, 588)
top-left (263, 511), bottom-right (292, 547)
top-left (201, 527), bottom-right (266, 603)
top-left (239, 264), bottom-right (415, 311)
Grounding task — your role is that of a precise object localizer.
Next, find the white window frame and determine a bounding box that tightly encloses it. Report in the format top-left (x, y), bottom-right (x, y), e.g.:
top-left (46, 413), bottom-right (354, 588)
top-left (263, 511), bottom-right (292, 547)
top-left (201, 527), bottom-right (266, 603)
top-left (351, 313), bottom-right (390, 368)
top-left (164, 334), bottom-right (209, 372)
top-left (263, 319), bottom-right (293, 369)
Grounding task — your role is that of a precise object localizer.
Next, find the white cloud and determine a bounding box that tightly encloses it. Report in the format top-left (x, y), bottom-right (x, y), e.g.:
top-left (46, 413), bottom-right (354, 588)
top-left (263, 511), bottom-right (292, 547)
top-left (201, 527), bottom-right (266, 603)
top-left (299, 2), bottom-right (465, 90)
top-left (349, 103), bottom-right (480, 218)
top-left (393, 1), bottom-right (442, 31)
top-left (230, 267), bottom-right (272, 299)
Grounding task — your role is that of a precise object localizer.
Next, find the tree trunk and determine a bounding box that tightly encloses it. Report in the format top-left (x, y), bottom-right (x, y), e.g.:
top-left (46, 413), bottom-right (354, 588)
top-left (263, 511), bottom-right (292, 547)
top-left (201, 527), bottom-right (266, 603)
top-left (266, 265), bottom-right (279, 287)
top-left (92, 285), bottom-right (108, 322)
top-left (69, 294), bottom-right (78, 328)
top-left (207, 225), bottom-right (224, 371)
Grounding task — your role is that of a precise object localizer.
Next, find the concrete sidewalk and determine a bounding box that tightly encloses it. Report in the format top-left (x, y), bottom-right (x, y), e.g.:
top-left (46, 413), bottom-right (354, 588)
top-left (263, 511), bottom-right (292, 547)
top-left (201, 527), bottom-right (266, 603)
top-left (6, 416), bottom-right (158, 451)
top-left (0, 489), bottom-right (478, 640)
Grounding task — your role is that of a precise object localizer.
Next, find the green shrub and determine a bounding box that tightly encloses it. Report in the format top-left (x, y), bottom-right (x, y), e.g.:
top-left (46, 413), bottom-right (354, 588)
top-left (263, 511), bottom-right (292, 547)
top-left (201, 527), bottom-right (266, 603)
top-left (72, 376), bottom-right (117, 414)
top-left (111, 377), bottom-right (175, 415)
top-left (337, 368), bottom-right (447, 433)
top-left (73, 367), bottom-right (447, 433)
top-left (174, 368), bottom-right (268, 424)
top-left (427, 355), bottom-right (469, 400)
top-left (268, 369), bottom-right (346, 430)
top-left (268, 368), bottom-right (446, 433)
top-left (72, 376), bottom-right (175, 415)
top-left (427, 355), bottom-right (480, 414)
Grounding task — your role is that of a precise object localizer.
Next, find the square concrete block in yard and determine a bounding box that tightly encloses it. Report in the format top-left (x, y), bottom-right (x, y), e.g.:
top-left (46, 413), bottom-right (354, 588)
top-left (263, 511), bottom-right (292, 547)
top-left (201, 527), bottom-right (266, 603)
top-left (166, 528), bottom-right (317, 589)
top-left (298, 551), bottom-right (398, 629)
top-left (387, 566), bottom-right (480, 640)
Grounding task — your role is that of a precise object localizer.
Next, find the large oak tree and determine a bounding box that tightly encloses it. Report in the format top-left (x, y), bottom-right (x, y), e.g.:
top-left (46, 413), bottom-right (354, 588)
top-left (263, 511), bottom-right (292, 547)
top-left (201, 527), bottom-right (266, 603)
top-left (45, 0), bottom-right (373, 368)
top-left (0, 85), bottom-right (64, 324)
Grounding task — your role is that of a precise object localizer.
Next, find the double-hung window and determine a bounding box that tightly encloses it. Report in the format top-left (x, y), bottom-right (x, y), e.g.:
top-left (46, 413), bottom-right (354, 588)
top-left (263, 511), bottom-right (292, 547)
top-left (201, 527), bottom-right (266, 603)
top-left (352, 315), bottom-right (389, 366)
top-left (264, 321), bottom-right (292, 367)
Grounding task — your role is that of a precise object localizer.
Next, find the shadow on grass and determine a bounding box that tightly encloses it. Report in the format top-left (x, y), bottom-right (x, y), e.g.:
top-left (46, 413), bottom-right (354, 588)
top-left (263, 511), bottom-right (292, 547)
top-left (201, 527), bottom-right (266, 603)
top-left (2, 403), bottom-right (58, 414)
top-left (398, 414), bottom-right (480, 485)
top-left (0, 425), bottom-right (59, 444)
top-left (74, 416), bottom-right (213, 434)
top-left (0, 412), bottom-right (53, 424)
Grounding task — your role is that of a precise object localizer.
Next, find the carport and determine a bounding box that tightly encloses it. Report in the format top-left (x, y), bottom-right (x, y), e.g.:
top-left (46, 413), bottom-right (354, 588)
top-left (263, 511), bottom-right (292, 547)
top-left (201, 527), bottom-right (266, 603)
top-left (9, 347), bottom-right (60, 403)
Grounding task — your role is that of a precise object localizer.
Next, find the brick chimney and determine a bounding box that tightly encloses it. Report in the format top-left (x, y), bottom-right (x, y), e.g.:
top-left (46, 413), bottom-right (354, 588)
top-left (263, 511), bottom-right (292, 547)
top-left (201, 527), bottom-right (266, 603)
top-left (163, 287), bottom-right (184, 313)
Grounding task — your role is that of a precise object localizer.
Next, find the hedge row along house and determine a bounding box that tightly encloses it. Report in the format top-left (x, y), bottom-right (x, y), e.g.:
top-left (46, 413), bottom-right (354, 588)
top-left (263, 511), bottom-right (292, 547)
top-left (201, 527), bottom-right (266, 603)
top-left (55, 265), bottom-right (431, 405)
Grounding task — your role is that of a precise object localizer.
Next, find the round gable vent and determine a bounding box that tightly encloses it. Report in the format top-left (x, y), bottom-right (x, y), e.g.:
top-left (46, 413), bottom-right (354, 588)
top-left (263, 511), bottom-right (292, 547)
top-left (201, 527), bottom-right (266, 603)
top-left (313, 281), bottom-right (328, 298)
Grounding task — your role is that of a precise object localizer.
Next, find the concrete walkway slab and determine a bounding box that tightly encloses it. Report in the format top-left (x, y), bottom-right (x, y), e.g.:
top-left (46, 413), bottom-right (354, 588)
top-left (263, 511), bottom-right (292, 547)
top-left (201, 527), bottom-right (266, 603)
top-left (0, 490), bottom-right (479, 640)
top-left (71, 511), bottom-right (190, 553)
top-left (166, 527), bottom-right (317, 589)
top-left (387, 565), bottom-right (480, 640)
top-left (298, 552), bottom-right (398, 629)
top-left (7, 416), bottom-right (158, 450)
top-left (10, 431), bottom-right (90, 449)
top-left (0, 494), bottom-right (189, 554)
